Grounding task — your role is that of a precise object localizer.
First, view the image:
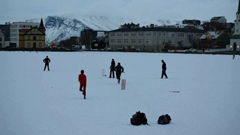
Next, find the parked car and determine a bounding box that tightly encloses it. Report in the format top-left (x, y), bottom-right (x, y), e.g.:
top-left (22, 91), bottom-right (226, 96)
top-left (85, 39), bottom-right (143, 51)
top-left (184, 48), bottom-right (197, 53)
top-left (104, 47), bottom-right (112, 51)
top-left (135, 48), bottom-right (142, 52)
top-left (117, 47), bottom-right (125, 51)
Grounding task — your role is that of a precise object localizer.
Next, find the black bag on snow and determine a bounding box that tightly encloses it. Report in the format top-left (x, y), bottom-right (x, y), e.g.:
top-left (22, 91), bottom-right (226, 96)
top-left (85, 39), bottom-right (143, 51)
top-left (158, 114), bottom-right (171, 124)
top-left (130, 111), bottom-right (148, 126)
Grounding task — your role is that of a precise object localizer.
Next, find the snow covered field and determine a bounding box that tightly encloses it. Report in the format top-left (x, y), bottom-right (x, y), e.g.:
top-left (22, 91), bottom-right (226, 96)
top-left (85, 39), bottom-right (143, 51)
top-left (0, 51), bottom-right (239, 135)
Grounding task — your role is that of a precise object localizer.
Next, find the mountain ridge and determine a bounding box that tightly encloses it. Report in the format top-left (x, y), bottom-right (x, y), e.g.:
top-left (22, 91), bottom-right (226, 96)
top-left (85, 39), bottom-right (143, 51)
top-left (26, 15), bottom-right (178, 44)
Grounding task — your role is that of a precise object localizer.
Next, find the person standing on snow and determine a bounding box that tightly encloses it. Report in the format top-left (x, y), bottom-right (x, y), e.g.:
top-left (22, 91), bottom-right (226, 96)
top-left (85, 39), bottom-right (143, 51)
top-left (78, 70), bottom-right (87, 99)
top-left (43, 56), bottom-right (51, 71)
top-left (161, 60), bottom-right (168, 79)
top-left (109, 59), bottom-right (115, 78)
top-left (115, 62), bottom-right (124, 84)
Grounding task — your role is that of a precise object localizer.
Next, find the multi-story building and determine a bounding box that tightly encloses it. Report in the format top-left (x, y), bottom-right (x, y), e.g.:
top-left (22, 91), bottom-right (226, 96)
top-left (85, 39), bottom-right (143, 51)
top-left (0, 22), bottom-right (10, 48)
top-left (10, 21), bottom-right (39, 48)
top-left (19, 19), bottom-right (46, 49)
top-left (0, 30), bottom-right (4, 48)
top-left (109, 24), bottom-right (205, 52)
top-left (80, 29), bottom-right (108, 49)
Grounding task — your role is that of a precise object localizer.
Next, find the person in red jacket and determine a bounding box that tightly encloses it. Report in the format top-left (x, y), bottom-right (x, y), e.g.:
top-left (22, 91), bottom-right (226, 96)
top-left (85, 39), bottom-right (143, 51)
top-left (78, 70), bottom-right (87, 99)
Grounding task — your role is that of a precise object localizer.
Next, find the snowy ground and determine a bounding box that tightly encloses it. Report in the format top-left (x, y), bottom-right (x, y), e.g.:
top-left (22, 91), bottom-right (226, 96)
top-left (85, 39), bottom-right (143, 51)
top-left (0, 51), bottom-right (240, 135)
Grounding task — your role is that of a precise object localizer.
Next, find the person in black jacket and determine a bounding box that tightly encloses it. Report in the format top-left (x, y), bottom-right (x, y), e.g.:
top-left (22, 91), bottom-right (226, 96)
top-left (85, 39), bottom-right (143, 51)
top-left (43, 56), bottom-right (51, 71)
top-left (109, 59), bottom-right (115, 78)
top-left (115, 62), bottom-right (124, 84)
top-left (161, 60), bottom-right (168, 79)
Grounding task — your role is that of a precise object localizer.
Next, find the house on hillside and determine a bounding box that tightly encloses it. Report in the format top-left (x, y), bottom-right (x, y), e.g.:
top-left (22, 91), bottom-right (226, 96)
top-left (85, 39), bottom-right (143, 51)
top-left (19, 19), bottom-right (46, 49)
top-left (202, 16), bottom-right (234, 32)
top-left (211, 16), bottom-right (227, 24)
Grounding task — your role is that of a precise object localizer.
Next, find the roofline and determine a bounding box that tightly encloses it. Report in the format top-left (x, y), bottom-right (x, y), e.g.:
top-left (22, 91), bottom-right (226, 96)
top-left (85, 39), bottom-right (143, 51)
top-left (110, 27), bottom-right (205, 33)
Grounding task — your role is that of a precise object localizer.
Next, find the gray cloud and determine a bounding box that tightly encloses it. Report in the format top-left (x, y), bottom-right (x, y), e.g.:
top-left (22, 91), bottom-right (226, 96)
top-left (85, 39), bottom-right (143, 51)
top-left (0, 0), bottom-right (237, 23)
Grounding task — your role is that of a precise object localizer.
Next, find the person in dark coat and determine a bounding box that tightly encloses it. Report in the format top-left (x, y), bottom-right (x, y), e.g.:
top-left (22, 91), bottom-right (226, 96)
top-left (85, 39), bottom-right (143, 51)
top-left (115, 62), bottom-right (124, 84)
top-left (109, 59), bottom-right (115, 78)
top-left (161, 60), bottom-right (168, 79)
top-left (43, 56), bottom-right (51, 71)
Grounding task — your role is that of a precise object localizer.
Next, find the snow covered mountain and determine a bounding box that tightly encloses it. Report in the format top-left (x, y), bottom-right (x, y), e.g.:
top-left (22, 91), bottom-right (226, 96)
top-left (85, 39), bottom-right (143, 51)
top-left (27, 15), bottom-right (181, 44)
top-left (43, 15), bottom-right (131, 44)
top-left (44, 16), bottom-right (89, 44)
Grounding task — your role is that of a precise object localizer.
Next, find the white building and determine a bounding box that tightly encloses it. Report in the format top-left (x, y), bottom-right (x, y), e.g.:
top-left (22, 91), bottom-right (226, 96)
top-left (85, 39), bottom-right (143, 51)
top-left (229, 0), bottom-right (240, 51)
top-left (10, 22), bottom-right (39, 48)
top-left (109, 24), bottom-right (204, 52)
top-left (211, 16), bottom-right (227, 24)
top-left (0, 30), bottom-right (4, 48)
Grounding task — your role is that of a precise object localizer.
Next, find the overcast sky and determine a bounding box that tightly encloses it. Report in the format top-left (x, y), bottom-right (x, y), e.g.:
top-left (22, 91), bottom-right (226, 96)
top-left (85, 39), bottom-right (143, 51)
top-left (0, 0), bottom-right (238, 23)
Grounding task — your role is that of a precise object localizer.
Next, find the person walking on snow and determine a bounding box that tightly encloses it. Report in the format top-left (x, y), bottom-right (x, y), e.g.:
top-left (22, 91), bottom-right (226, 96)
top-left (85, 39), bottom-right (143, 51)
top-left (161, 60), bottom-right (168, 79)
top-left (109, 59), bottom-right (115, 78)
top-left (78, 70), bottom-right (87, 99)
top-left (43, 56), bottom-right (51, 71)
top-left (115, 62), bottom-right (124, 84)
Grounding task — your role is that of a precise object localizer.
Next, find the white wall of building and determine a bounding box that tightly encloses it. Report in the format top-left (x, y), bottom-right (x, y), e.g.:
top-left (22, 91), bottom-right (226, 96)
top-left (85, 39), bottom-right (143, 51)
top-left (234, 14), bottom-right (240, 35)
top-left (10, 22), bottom-right (39, 48)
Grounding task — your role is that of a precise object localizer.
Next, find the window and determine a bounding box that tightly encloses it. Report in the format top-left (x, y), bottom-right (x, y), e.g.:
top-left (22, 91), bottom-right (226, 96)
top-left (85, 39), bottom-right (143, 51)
top-left (138, 32), bottom-right (143, 36)
top-left (117, 39), bottom-right (122, 43)
top-left (110, 33), bottom-right (115, 36)
top-left (33, 36), bottom-right (36, 40)
top-left (154, 32), bottom-right (157, 36)
top-left (187, 34), bottom-right (193, 38)
top-left (145, 39), bottom-right (151, 44)
top-left (138, 39), bottom-right (143, 43)
top-left (124, 39), bottom-right (128, 43)
top-left (39, 42), bottom-right (42, 47)
top-left (39, 36), bottom-right (42, 40)
top-left (159, 32), bottom-right (161, 36)
top-left (131, 39), bottom-right (136, 43)
top-left (28, 36), bottom-right (31, 40)
top-left (27, 42), bottom-right (31, 47)
top-left (168, 32), bottom-right (174, 37)
top-left (110, 39), bottom-right (115, 43)
top-left (146, 32), bottom-right (151, 36)
top-left (124, 33), bottom-right (129, 36)
top-left (0, 37), bottom-right (2, 41)
top-left (153, 39), bottom-right (157, 44)
top-left (131, 32), bottom-right (136, 36)
top-left (117, 33), bottom-right (122, 36)
top-left (178, 33), bottom-right (184, 37)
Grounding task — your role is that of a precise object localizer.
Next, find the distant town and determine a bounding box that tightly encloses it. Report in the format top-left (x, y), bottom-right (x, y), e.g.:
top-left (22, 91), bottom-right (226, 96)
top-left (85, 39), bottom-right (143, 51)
top-left (0, 2), bottom-right (240, 54)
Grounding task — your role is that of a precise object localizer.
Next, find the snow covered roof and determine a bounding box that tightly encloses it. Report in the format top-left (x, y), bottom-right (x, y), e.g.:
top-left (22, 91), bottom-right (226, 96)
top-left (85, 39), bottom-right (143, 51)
top-left (200, 31), bottom-right (224, 40)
